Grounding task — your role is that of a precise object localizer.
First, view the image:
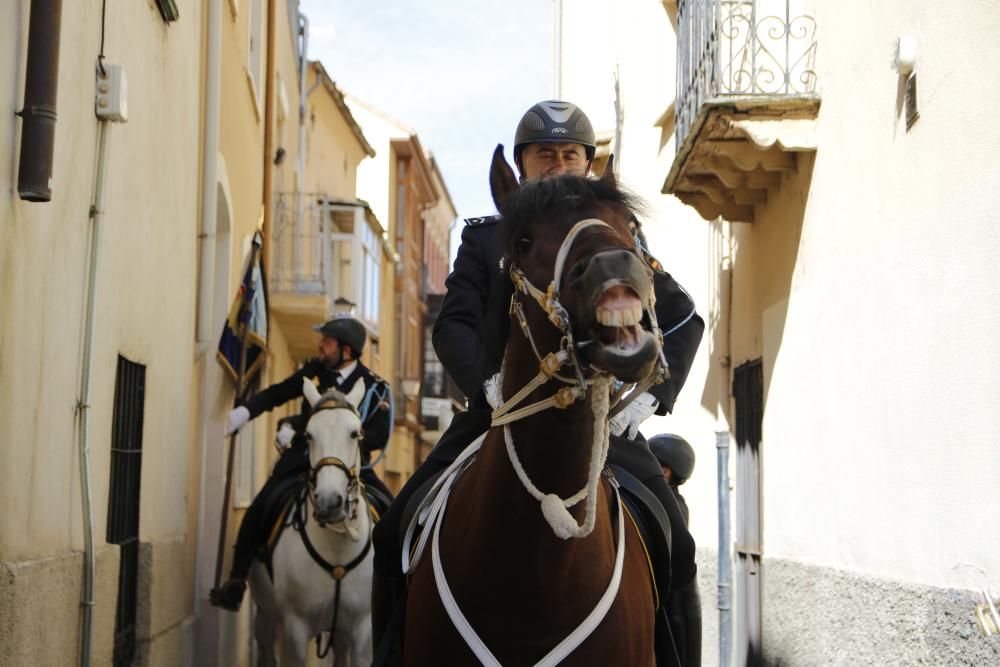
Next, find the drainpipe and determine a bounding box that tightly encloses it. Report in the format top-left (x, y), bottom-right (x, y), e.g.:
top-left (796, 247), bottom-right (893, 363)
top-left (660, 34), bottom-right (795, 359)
top-left (78, 110), bottom-right (115, 667)
top-left (261, 0), bottom-right (277, 273)
top-left (16, 0), bottom-right (63, 202)
top-left (294, 13), bottom-right (309, 286)
top-left (196, 0), bottom-right (222, 355)
top-left (716, 429), bottom-right (732, 667)
top-left (192, 0), bottom-right (222, 621)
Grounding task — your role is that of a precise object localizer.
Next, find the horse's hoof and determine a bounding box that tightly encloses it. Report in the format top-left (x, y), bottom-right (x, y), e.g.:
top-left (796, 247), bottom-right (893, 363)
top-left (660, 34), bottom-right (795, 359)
top-left (209, 580), bottom-right (246, 612)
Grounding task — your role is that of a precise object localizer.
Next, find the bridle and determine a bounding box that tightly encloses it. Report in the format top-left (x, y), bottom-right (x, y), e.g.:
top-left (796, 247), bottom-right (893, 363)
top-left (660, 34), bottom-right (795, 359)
top-left (303, 393), bottom-right (365, 529)
top-left (492, 218), bottom-right (669, 429)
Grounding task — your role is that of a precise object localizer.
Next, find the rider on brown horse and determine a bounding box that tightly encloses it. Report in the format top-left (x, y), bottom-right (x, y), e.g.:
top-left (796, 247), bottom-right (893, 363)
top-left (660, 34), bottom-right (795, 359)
top-left (371, 100), bottom-right (705, 663)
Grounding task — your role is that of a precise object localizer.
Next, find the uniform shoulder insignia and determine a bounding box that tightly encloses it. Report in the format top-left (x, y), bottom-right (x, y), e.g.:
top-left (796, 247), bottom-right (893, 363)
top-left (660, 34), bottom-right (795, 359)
top-left (463, 215), bottom-right (501, 227)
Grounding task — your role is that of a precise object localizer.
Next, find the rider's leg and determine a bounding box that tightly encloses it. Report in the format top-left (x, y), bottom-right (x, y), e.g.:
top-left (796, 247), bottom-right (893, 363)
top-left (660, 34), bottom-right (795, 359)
top-left (607, 435), bottom-right (697, 589)
top-left (211, 446), bottom-right (309, 611)
top-left (370, 408), bottom-right (491, 657)
top-left (360, 467), bottom-right (394, 517)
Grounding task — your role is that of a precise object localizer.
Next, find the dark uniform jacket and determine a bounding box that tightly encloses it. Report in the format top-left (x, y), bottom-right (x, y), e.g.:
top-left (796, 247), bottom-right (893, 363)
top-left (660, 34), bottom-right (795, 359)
top-left (432, 215), bottom-right (705, 413)
top-left (242, 359), bottom-right (391, 459)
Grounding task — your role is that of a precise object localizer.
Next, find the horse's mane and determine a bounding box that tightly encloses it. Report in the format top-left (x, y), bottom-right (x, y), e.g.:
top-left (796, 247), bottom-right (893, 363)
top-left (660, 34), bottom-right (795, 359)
top-left (497, 175), bottom-right (644, 255)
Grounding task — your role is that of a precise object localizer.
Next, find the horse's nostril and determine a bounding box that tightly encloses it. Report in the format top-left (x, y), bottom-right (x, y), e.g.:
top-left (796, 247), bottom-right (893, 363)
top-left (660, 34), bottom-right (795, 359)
top-left (568, 263), bottom-right (586, 285)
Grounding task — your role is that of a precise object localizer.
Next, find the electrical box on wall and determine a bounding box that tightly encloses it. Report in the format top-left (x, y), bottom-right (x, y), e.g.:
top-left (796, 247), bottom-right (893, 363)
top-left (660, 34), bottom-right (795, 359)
top-left (96, 63), bottom-right (128, 122)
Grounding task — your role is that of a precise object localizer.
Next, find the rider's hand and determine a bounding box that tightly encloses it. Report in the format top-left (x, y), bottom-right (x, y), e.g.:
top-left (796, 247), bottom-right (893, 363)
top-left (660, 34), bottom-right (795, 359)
top-left (609, 392), bottom-right (658, 440)
top-left (275, 423), bottom-right (296, 450)
top-left (226, 406), bottom-right (250, 435)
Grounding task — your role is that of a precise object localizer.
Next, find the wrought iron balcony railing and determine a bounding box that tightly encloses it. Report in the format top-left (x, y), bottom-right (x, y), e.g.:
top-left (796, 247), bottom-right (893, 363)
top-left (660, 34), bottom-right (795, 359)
top-left (675, 0), bottom-right (818, 150)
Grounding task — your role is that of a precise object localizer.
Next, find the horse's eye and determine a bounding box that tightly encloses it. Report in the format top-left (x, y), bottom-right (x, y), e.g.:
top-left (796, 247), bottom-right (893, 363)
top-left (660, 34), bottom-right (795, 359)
top-left (350, 430), bottom-right (360, 440)
top-left (518, 237), bottom-right (532, 253)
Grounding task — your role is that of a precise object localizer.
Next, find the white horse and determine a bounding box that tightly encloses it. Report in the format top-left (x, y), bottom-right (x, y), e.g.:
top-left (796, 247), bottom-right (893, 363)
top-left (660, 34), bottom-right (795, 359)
top-left (248, 379), bottom-right (374, 666)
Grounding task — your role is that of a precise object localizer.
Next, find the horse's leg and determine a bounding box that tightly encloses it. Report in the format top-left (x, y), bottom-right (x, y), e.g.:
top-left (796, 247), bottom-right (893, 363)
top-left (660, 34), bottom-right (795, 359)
top-left (347, 615), bottom-right (372, 667)
top-left (248, 562), bottom-right (279, 667)
top-left (280, 615), bottom-right (311, 667)
top-left (253, 609), bottom-right (278, 667)
top-left (331, 628), bottom-right (349, 667)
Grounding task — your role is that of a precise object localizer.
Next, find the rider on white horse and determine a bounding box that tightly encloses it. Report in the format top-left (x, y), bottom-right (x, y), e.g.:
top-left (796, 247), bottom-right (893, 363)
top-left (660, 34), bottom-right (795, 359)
top-left (212, 313), bottom-right (393, 612)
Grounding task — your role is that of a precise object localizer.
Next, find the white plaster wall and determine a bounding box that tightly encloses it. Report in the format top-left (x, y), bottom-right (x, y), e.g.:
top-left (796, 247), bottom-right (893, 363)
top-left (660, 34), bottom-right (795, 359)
top-left (344, 96), bottom-right (411, 229)
top-left (758, 0), bottom-right (1000, 590)
top-left (0, 0), bottom-right (201, 559)
top-left (560, 0), bottom-right (1000, 596)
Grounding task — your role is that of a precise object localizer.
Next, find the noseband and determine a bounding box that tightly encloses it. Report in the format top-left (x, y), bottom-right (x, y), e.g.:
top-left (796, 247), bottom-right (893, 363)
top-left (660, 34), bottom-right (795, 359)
top-left (305, 394), bottom-right (364, 527)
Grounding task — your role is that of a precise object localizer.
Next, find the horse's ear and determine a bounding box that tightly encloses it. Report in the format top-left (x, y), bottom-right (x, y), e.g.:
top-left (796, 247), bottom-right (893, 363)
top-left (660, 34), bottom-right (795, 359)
top-left (490, 144), bottom-right (519, 210)
top-left (345, 381), bottom-right (365, 409)
top-left (600, 154), bottom-right (616, 187)
top-left (302, 377), bottom-right (322, 408)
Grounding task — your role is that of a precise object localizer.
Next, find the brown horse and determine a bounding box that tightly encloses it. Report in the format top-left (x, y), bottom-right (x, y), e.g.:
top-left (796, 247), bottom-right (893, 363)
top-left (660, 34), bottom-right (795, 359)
top-left (405, 147), bottom-right (666, 665)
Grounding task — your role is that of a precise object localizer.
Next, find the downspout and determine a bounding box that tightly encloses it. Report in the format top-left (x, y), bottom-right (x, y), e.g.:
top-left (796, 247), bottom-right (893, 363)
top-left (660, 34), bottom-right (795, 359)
top-left (716, 428), bottom-right (732, 667)
top-left (196, 0), bottom-right (221, 355)
top-left (294, 13), bottom-right (308, 275)
top-left (717, 219), bottom-right (735, 667)
top-left (261, 0), bottom-right (277, 272)
top-left (78, 109), bottom-right (112, 667)
top-left (193, 0), bottom-right (221, 618)
top-left (16, 0), bottom-right (62, 202)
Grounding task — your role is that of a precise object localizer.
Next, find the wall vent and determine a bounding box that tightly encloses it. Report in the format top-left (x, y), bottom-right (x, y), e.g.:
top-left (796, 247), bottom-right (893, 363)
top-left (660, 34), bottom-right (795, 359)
top-left (905, 73), bottom-right (919, 131)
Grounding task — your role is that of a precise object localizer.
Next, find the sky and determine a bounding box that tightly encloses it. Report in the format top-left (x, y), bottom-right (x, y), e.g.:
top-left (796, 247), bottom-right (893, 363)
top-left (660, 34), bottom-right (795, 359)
top-left (300, 0), bottom-right (555, 234)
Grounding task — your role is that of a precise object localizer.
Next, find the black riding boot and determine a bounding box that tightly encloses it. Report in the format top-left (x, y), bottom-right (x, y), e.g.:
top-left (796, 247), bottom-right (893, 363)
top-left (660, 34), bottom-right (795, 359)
top-left (209, 510), bottom-right (258, 612)
top-left (371, 573), bottom-right (406, 666)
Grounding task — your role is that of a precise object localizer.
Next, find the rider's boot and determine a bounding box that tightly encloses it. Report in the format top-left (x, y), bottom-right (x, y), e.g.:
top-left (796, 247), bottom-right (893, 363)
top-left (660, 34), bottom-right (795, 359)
top-left (371, 572), bottom-right (406, 665)
top-left (209, 511), bottom-right (259, 612)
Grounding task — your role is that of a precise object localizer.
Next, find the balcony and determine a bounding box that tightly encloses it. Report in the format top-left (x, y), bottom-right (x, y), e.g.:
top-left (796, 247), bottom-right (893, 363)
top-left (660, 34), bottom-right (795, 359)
top-left (664, 0), bottom-right (819, 222)
top-left (270, 193), bottom-right (386, 361)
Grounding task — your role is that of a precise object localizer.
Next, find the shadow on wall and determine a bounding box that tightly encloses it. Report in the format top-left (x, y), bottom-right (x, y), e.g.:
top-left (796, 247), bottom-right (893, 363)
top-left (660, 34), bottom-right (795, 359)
top-left (699, 152), bottom-right (816, 420)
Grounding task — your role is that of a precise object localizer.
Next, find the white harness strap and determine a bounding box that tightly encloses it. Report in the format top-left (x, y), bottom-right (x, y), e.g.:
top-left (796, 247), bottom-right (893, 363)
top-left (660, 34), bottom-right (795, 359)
top-left (429, 478), bottom-right (627, 667)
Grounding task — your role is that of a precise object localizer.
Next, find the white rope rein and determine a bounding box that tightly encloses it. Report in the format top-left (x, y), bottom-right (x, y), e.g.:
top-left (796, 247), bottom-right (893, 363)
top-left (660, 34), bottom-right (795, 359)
top-left (503, 375), bottom-right (612, 540)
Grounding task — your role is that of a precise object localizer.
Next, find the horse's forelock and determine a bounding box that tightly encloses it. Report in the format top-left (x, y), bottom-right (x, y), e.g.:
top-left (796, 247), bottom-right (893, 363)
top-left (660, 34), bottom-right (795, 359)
top-left (498, 175), bottom-right (642, 256)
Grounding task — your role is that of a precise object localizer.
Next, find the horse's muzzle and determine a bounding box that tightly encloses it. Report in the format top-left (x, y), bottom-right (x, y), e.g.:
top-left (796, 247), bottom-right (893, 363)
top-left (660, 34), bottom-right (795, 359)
top-left (575, 249), bottom-right (660, 383)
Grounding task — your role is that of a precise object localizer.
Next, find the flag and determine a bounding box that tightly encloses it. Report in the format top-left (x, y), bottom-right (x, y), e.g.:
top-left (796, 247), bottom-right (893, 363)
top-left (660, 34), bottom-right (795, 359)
top-left (217, 233), bottom-right (268, 390)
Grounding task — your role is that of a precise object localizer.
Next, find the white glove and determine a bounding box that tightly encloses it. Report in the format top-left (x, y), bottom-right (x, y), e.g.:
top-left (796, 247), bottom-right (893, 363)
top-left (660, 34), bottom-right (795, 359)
top-left (275, 423), bottom-right (296, 450)
top-left (226, 406), bottom-right (250, 435)
top-left (609, 392), bottom-right (658, 440)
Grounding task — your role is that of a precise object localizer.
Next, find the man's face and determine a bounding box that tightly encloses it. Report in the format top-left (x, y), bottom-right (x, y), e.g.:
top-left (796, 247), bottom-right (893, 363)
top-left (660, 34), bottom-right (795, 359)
top-left (318, 335), bottom-right (341, 365)
top-left (661, 465), bottom-right (674, 484)
top-left (519, 142), bottom-right (590, 181)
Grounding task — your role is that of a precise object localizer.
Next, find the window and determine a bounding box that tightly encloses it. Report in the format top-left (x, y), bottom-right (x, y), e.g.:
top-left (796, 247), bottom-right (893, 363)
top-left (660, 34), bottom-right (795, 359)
top-left (359, 220), bottom-right (381, 328)
top-left (107, 356), bottom-right (146, 667)
top-left (733, 359), bottom-right (763, 665)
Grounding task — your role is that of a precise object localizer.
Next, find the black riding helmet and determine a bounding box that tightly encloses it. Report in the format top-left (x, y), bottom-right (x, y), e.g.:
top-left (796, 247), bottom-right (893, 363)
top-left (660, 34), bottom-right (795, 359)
top-left (513, 100), bottom-right (597, 162)
top-left (648, 434), bottom-right (695, 485)
top-left (313, 314), bottom-right (367, 358)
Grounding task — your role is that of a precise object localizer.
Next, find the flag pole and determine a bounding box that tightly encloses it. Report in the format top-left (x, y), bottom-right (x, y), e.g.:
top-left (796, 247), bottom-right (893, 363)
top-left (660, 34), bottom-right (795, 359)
top-left (212, 234), bottom-right (262, 591)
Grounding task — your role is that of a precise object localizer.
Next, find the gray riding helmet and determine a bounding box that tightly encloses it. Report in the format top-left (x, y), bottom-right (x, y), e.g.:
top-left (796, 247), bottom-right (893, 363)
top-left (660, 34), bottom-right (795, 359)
top-left (313, 314), bottom-right (367, 356)
top-left (513, 100), bottom-right (597, 161)
top-left (648, 434), bottom-right (695, 484)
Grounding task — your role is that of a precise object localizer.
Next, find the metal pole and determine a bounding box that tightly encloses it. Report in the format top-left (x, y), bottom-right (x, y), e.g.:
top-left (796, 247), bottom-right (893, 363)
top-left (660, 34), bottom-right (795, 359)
top-left (554, 0), bottom-right (562, 98)
top-left (717, 429), bottom-right (732, 667)
top-left (212, 241), bottom-right (261, 589)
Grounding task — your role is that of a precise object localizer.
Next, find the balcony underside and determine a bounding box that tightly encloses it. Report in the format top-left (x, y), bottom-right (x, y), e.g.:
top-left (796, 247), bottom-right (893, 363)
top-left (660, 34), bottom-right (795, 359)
top-left (664, 96), bottom-right (820, 222)
top-left (270, 292), bottom-right (327, 363)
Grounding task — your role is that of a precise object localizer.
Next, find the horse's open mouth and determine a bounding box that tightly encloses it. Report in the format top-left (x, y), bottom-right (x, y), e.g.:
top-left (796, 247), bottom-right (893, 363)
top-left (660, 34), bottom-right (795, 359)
top-left (315, 508), bottom-right (345, 525)
top-left (594, 283), bottom-right (645, 352)
top-left (585, 283), bottom-right (660, 382)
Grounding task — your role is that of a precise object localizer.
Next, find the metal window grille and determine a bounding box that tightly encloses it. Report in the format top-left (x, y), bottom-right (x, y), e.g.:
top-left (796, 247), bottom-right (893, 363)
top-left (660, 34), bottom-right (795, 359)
top-left (732, 359), bottom-right (763, 665)
top-left (106, 355), bottom-right (146, 667)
